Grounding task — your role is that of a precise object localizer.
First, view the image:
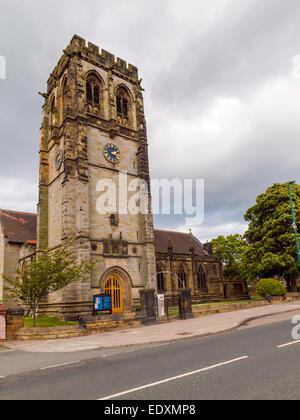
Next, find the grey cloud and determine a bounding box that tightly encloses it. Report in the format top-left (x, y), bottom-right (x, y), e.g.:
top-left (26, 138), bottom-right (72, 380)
top-left (0, 0), bottom-right (300, 241)
top-left (152, 0), bottom-right (300, 111)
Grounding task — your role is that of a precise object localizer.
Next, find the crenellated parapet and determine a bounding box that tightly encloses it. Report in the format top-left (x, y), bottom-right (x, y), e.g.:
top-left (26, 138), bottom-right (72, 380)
top-left (47, 35), bottom-right (139, 95)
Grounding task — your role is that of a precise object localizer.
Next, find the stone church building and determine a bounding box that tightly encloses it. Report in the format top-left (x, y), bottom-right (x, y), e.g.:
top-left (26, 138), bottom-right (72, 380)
top-left (0, 36), bottom-right (247, 319)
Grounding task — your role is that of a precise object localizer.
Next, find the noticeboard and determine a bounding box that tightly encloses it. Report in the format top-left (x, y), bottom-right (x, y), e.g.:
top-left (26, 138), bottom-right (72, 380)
top-left (93, 294), bottom-right (112, 315)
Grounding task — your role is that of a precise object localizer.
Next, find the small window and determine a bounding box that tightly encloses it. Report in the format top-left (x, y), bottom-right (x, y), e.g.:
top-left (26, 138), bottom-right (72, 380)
top-left (233, 283), bottom-right (243, 293)
top-left (110, 214), bottom-right (118, 227)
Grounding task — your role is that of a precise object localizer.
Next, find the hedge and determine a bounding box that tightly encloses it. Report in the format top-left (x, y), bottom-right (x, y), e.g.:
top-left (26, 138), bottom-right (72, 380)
top-left (256, 279), bottom-right (287, 297)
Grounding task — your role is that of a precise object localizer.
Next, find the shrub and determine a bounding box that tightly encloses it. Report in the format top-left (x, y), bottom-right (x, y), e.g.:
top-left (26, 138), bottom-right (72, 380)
top-left (297, 285), bottom-right (300, 293)
top-left (256, 279), bottom-right (287, 297)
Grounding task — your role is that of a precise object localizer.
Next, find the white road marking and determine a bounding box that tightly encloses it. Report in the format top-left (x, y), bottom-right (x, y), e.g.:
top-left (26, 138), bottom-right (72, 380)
top-left (151, 344), bottom-right (168, 349)
top-left (277, 340), bottom-right (300, 348)
top-left (41, 361), bottom-right (80, 370)
top-left (99, 356), bottom-right (249, 400)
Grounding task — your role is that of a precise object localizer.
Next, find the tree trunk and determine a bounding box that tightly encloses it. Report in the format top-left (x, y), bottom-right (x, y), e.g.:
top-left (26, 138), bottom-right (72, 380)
top-left (291, 272), bottom-right (298, 293)
top-left (33, 308), bottom-right (37, 327)
top-left (286, 276), bottom-right (292, 293)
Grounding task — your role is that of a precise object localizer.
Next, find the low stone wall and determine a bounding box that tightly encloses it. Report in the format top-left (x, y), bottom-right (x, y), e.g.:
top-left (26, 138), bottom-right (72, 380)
top-left (15, 312), bottom-right (143, 341)
top-left (79, 313), bottom-right (142, 334)
top-left (15, 326), bottom-right (82, 341)
top-left (193, 294), bottom-right (300, 317)
top-left (6, 308), bottom-right (24, 340)
top-left (193, 300), bottom-right (268, 317)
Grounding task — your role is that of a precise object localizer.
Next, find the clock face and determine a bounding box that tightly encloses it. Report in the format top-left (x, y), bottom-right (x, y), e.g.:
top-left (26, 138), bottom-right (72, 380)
top-left (55, 150), bottom-right (63, 170)
top-left (103, 144), bottom-right (121, 164)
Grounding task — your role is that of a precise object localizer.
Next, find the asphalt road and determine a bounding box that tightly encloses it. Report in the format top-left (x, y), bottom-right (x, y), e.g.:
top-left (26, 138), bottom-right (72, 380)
top-left (1, 316), bottom-right (300, 400)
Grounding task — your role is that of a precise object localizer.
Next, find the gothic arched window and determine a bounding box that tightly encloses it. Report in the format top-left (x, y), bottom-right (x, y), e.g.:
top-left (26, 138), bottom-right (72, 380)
top-left (86, 74), bottom-right (102, 112)
top-left (116, 87), bottom-right (131, 125)
top-left (50, 97), bottom-right (56, 130)
top-left (178, 265), bottom-right (188, 289)
top-left (61, 77), bottom-right (68, 118)
top-left (157, 264), bottom-right (166, 292)
top-left (198, 265), bottom-right (207, 291)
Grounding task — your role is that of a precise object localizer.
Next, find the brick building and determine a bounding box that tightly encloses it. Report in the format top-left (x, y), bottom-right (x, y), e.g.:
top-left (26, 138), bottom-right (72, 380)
top-left (0, 210), bottom-right (36, 303)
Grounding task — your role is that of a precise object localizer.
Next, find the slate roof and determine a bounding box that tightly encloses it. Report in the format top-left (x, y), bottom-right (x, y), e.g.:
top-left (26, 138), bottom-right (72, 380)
top-left (154, 229), bottom-right (209, 256)
top-left (0, 210), bottom-right (37, 244)
top-left (0, 209), bottom-right (208, 256)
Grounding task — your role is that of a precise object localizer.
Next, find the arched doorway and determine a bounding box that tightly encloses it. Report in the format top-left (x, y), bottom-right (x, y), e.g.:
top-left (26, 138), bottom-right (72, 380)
top-left (104, 275), bottom-right (123, 314)
top-left (100, 267), bottom-right (133, 314)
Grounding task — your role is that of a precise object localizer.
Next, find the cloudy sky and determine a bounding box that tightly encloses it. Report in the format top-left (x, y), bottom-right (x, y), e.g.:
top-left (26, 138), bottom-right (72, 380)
top-left (1, 0), bottom-right (300, 242)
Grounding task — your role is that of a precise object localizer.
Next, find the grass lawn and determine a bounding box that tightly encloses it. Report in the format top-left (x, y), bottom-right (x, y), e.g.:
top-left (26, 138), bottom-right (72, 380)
top-left (24, 317), bottom-right (78, 328)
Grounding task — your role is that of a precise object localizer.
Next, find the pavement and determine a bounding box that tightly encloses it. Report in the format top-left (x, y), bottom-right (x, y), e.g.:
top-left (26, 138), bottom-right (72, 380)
top-left (1, 316), bottom-right (300, 400)
top-left (3, 301), bottom-right (300, 353)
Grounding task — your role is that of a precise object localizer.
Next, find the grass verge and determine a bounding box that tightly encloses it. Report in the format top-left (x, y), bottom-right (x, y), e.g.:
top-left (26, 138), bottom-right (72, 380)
top-left (24, 317), bottom-right (78, 328)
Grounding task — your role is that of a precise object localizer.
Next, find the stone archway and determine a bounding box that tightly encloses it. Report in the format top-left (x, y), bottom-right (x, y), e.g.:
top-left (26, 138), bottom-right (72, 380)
top-left (100, 267), bottom-right (133, 313)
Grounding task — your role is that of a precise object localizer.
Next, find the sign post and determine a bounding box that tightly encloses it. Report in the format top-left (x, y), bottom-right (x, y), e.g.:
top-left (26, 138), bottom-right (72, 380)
top-left (93, 294), bottom-right (112, 316)
top-left (157, 294), bottom-right (165, 319)
top-left (288, 182), bottom-right (300, 272)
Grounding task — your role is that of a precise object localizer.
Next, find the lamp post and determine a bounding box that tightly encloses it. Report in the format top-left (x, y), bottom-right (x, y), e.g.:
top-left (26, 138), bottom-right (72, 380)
top-left (288, 181), bottom-right (300, 272)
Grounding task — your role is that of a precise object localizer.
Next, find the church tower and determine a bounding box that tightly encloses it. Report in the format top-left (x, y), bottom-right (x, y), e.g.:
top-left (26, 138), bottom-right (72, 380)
top-left (37, 35), bottom-right (156, 319)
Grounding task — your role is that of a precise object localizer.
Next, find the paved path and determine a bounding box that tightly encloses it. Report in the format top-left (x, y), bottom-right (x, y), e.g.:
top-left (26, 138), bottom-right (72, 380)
top-left (4, 302), bottom-right (300, 353)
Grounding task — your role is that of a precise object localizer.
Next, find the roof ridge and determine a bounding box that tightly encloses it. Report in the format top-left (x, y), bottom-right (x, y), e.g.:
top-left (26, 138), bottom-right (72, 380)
top-left (154, 229), bottom-right (190, 236)
top-left (0, 209), bottom-right (37, 217)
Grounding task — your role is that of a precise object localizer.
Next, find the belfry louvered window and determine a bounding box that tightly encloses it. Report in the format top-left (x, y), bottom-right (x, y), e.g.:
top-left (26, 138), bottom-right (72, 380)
top-left (116, 88), bottom-right (129, 119)
top-left (86, 75), bottom-right (101, 107)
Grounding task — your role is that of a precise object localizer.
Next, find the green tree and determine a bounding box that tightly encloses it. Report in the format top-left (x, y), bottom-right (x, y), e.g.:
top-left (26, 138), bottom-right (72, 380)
top-left (243, 182), bottom-right (300, 291)
top-left (5, 241), bottom-right (95, 326)
top-left (211, 234), bottom-right (246, 277)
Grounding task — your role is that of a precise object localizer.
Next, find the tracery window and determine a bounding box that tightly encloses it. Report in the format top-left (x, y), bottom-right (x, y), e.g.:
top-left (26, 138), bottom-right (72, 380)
top-left (157, 264), bottom-right (166, 292)
top-left (197, 265), bottom-right (207, 291)
top-left (178, 265), bottom-right (188, 289)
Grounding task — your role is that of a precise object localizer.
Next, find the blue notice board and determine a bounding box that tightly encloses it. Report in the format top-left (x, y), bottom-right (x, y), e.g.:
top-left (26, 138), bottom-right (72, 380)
top-left (93, 294), bottom-right (112, 314)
